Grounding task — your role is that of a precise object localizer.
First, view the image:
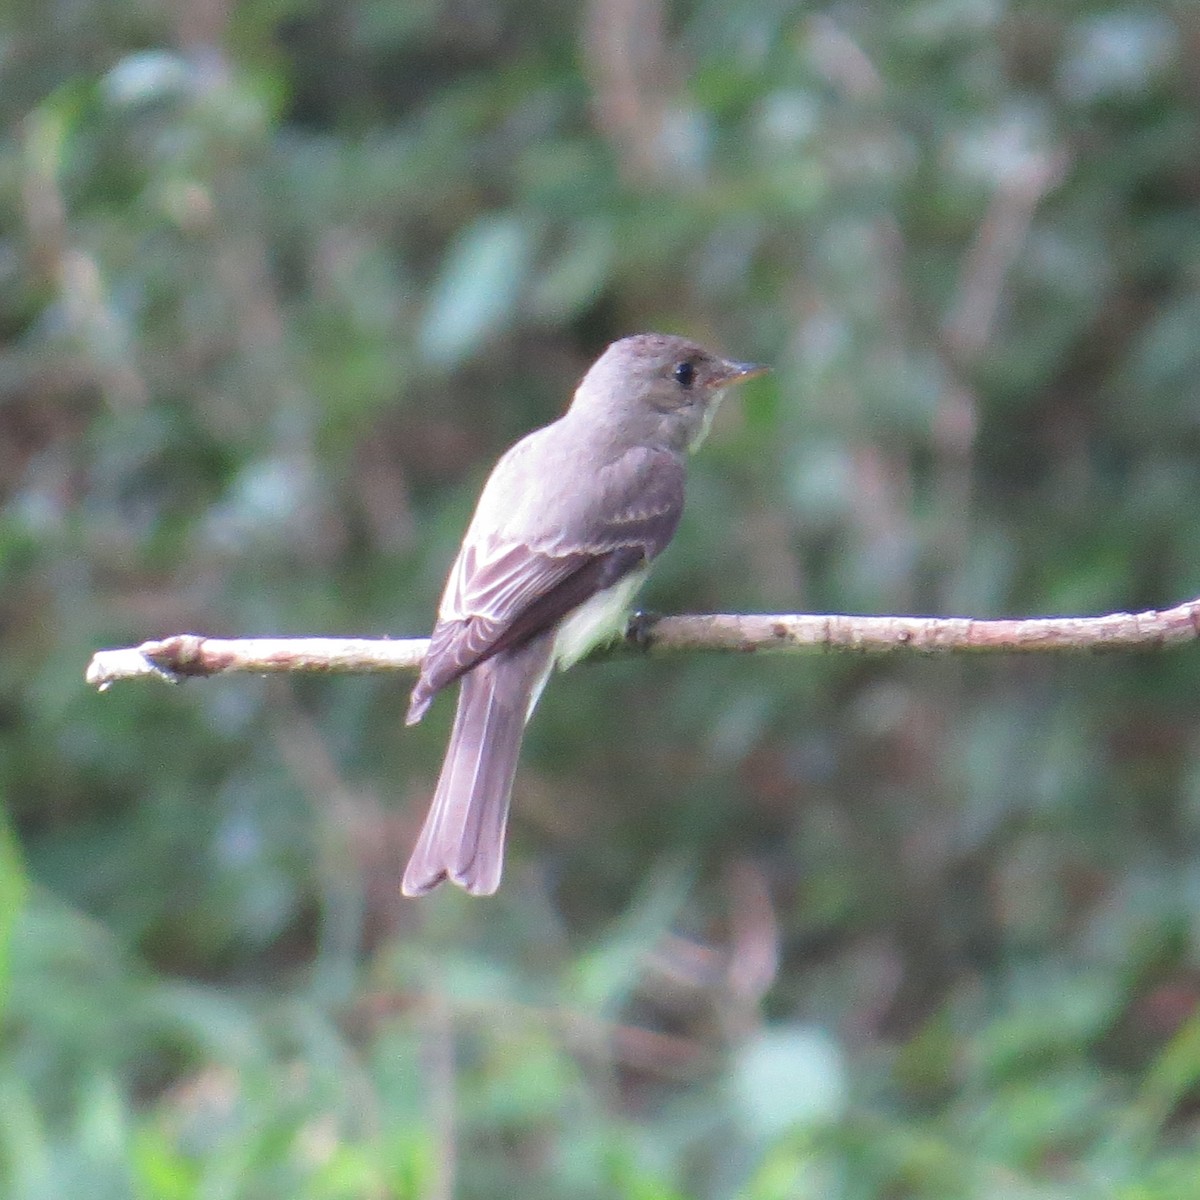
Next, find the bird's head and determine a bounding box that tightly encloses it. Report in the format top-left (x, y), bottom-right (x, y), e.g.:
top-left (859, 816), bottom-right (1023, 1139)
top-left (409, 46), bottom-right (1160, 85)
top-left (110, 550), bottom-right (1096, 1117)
top-left (571, 333), bottom-right (767, 453)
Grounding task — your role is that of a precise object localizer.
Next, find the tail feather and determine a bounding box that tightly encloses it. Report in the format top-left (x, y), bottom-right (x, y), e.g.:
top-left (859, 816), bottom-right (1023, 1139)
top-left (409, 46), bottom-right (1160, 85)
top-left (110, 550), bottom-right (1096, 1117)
top-left (402, 635), bottom-right (553, 896)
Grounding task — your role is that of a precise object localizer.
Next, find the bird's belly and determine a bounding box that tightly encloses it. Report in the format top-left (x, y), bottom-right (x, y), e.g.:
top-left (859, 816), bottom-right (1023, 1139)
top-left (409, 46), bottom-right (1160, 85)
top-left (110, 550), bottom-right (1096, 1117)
top-left (552, 567), bottom-right (649, 671)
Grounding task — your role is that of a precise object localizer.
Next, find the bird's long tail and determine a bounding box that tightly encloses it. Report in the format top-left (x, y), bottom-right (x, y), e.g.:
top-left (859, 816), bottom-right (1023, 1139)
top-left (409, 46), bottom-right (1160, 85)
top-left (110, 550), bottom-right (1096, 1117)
top-left (402, 635), bottom-right (554, 896)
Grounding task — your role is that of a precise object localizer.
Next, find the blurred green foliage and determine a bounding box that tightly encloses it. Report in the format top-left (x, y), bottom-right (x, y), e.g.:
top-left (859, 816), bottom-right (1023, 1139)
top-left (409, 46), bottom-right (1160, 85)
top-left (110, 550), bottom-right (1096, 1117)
top-left (3, 0), bottom-right (1200, 1195)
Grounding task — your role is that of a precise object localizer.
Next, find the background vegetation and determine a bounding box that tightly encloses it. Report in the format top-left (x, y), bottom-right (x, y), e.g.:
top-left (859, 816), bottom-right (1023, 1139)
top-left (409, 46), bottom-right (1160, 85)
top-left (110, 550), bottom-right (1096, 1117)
top-left (3, 0), bottom-right (1200, 1195)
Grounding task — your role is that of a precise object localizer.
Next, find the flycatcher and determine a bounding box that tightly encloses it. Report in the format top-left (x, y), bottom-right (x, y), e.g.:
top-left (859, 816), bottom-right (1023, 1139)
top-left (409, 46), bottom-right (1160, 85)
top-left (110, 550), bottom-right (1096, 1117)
top-left (403, 333), bottom-right (766, 896)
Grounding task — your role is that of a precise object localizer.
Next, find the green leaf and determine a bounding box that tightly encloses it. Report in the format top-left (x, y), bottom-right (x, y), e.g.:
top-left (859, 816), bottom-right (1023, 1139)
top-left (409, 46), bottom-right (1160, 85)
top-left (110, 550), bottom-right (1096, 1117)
top-left (733, 1026), bottom-right (846, 1139)
top-left (528, 217), bottom-right (616, 321)
top-left (0, 807), bottom-right (28, 1020)
top-left (420, 214), bottom-right (535, 368)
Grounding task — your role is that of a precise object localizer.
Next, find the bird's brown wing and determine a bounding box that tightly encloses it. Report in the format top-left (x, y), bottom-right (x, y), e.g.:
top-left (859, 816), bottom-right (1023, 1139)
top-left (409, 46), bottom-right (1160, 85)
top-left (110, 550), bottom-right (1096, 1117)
top-left (406, 446), bottom-right (684, 723)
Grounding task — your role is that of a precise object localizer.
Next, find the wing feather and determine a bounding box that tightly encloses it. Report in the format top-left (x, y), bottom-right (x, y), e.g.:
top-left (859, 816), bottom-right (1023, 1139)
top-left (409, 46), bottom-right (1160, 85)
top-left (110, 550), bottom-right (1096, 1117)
top-left (407, 444), bottom-right (684, 722)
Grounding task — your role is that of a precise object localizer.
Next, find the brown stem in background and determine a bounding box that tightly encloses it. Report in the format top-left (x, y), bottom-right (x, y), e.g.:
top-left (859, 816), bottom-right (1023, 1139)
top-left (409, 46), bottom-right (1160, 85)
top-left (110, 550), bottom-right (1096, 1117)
top-left (582, 0), bottom-right (675, 184)
top-left (20, 114), bottom-right (149, 411)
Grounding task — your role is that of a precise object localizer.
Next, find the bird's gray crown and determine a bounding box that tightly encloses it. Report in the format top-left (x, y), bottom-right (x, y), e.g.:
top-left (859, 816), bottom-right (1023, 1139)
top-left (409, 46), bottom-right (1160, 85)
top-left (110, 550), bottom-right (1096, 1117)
top-left (567, 332), bottom-right (762, 454)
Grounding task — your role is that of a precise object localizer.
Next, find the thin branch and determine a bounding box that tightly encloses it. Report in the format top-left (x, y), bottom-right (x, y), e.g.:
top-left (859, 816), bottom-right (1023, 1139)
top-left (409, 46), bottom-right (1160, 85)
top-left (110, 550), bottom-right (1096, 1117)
top-left (85, 635), bottom-right (429, 690)
top-left (85, 597), bottom-right (1200, 691)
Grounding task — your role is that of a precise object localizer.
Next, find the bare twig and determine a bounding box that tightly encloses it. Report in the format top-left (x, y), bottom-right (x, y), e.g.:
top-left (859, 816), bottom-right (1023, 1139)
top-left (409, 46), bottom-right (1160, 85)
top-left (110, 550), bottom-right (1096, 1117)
top-left (85, 635), bottom-right (429, 690)
top-left (85, 598), bottom-right (1200, 691)
top-left (422, 980), bottom-right (457, 1200)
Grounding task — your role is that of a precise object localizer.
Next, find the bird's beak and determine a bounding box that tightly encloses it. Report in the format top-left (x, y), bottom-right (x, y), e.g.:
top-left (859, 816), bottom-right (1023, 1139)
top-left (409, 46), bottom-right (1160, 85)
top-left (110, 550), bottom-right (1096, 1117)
top-left (720, 359), bottom-right (769, 385)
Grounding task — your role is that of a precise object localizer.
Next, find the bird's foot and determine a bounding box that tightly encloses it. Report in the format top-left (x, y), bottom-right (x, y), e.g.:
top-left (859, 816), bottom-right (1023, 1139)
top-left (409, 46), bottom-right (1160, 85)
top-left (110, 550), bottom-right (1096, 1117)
top-left (627, 609), bottom-right (660, 650)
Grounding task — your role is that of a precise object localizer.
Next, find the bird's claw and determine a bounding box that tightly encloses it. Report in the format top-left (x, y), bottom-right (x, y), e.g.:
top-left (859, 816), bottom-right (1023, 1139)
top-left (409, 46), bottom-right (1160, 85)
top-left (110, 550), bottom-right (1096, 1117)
top-left (627, 610), bottom-right (660, 650)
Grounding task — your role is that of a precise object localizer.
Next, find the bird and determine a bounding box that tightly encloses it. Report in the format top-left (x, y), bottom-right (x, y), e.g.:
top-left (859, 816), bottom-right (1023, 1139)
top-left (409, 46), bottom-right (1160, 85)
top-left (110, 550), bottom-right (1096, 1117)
top-left (402, 332), bottom-right (766, 896)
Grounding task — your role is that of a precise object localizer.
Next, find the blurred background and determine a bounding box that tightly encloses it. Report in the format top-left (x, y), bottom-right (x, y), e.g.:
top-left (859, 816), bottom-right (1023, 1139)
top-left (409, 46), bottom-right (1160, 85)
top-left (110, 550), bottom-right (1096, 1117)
top-left (3, 0), bottom-right (1200, 1196)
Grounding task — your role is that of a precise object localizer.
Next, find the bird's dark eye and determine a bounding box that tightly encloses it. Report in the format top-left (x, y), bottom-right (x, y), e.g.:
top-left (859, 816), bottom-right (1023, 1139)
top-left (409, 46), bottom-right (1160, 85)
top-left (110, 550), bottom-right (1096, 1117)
top-left (673, 361), bottom-right (695, 388)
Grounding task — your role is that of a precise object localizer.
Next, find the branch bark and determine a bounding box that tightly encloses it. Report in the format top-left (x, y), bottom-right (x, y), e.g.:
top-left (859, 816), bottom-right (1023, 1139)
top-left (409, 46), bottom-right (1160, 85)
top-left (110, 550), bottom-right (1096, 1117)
top-left (85, 597), bottom-right (1200, 691)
